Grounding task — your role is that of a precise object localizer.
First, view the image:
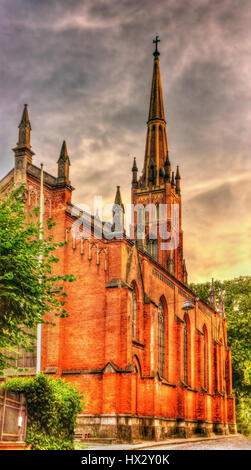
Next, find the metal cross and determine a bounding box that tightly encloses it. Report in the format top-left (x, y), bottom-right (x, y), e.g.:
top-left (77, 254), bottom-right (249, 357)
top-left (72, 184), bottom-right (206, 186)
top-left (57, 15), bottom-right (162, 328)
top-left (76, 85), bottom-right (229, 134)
top-left (153, 35), bottom-right (160, 53)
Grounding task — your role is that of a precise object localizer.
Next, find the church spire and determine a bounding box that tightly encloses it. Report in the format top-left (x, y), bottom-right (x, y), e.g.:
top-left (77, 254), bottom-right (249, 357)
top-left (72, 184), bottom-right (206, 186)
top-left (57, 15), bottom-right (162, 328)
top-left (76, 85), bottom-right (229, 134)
top-left (17, 104), bottom-right (31, 148)
top-left (148, 36), bottom-right (165, 123)
top-left (57, 140), bottom-right (71, 186)
top-left (13, 104), bottom-right (34, 184)
top-left (142, 36), bottom-right (169, 187)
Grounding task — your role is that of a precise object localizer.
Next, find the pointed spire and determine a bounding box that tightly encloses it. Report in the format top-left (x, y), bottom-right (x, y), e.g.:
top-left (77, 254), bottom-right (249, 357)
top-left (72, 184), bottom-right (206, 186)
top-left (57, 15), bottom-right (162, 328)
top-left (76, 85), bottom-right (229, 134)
top-left (57, 140), bottom-right (71, 186)
top-left (19, 103), bottom-right (30, 127)
top-left (219, 289), bottom-right (225, 318)
top-left (209, 278), bottom-right (216, 310)
top-left (164, 152), bottom-right (171, 182)
top-left (132, 157), bottom-right (138, 171)
top-left (17, 104), bottom-right (32, 148)
top-left (114, 186), bottom-right (124, 209)
top-left (141, 37), bottom-right (169, 187)
top-left (175, 165), bottom-right (181, 195)
top-left (132, 157), bottom-right (138, 188)
top-left (58, 140), bottom-right (70, 162)
top-left (13, 104), bottom-right (34, 183)
top-left (148, 37), bottom-right (165, 123)
top-left (112, 186), bottom-right (124, 234)
top-left (183, 259), bottom-right (188, 285)
top-left (171, 171), bottom-right (175, 188)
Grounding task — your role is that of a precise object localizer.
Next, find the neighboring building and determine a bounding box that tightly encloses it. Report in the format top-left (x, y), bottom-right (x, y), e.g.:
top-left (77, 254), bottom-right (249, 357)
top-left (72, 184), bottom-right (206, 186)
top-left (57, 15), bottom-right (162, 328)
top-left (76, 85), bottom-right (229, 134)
top-left (0, 39), bottom-right (236, 440)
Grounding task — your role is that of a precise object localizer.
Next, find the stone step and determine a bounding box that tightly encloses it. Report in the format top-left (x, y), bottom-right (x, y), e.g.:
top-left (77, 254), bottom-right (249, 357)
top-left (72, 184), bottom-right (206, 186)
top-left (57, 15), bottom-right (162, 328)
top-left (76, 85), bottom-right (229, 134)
top-left (75, 437), bottom-right (118, 445)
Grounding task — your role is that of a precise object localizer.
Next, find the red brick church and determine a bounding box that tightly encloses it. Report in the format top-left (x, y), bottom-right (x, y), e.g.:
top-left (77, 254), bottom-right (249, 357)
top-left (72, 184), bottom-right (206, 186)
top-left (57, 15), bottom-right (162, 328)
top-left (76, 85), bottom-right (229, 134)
top-left (0, 38), bottom-right (236, 440)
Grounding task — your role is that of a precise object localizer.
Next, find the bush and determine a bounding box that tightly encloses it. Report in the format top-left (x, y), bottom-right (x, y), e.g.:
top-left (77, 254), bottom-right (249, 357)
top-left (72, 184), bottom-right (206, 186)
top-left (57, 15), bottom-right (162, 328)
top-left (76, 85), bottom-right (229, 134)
top-left (1, 373), bottom-right (83, 450)
top-left (236, 394), bottom-right (251, 437)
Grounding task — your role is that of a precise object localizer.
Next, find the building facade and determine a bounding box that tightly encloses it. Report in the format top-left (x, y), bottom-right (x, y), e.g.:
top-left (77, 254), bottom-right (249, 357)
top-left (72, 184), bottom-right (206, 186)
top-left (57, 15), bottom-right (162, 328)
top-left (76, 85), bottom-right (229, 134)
top-left (0, 40), bottom-right (236, 440)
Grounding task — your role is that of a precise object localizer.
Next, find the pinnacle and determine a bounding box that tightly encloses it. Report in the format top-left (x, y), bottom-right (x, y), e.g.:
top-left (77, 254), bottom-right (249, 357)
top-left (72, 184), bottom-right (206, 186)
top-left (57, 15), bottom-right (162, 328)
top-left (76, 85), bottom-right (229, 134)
top-left (132, 157), bottom-right (138, 172)
top-left (171, 171), bottom-right (175, 187)
top-left (114, 186), bottom-right (123, 206)
top-left (175, 165), bottom-right (181, 179)
top-left (18, 104), bottom-right (30, 128)
top-left (57, 140), bottom-right (70, 164)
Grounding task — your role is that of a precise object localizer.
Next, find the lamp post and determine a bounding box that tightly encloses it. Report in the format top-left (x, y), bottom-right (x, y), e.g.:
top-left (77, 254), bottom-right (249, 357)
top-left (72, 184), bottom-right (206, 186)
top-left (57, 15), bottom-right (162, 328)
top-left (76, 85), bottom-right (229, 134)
top-left (36, 163), bottom-right (44, 374)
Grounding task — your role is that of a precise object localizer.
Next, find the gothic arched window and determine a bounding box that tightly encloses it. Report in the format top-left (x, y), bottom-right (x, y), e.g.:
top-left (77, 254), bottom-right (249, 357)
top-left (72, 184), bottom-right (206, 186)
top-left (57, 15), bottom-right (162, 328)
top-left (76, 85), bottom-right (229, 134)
top-left (132, 285), bottom-right (137, 339)
top-left (202, 325), bottom-right (208, 390)
top-left (158, 301), bottom-right (165, 377)
top-left (184, 315), bottom-right (189, 384)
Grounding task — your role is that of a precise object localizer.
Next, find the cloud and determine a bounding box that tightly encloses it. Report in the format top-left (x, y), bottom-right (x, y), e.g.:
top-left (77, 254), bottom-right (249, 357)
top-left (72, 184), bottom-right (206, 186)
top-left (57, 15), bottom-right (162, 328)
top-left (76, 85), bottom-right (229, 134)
top-left (0, 0), bottom-right (250, 282)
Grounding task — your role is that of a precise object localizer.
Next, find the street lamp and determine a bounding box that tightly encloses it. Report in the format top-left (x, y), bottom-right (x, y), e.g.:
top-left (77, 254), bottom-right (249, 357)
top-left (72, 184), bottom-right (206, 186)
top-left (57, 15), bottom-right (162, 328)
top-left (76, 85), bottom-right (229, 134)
top-left (182, 300), bottom-right (195, 311)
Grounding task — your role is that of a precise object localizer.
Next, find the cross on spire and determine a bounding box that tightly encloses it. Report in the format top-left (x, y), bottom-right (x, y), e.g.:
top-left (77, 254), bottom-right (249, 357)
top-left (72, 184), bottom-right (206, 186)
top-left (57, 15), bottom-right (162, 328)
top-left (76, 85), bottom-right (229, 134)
top-left (153, 35), bottom-right (160, 57)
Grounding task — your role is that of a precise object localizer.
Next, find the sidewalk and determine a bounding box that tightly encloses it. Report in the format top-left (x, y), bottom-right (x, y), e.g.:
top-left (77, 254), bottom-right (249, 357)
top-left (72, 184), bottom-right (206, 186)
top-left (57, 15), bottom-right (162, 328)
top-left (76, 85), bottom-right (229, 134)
top-left (77, 433), bottom-right (241, 451)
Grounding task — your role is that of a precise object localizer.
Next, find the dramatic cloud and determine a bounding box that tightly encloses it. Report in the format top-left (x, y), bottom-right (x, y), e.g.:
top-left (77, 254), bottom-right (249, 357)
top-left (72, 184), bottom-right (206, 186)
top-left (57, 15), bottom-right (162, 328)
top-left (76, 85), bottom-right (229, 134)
top-left (0, 0), bottom-right (250, 282)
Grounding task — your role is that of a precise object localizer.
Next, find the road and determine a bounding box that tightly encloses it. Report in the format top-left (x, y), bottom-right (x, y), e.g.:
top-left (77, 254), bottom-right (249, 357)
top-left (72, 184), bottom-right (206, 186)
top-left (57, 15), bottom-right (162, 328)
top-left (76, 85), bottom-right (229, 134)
top-left (147, 435), bottom-right (251, 450)
top-left (82, 435), bottom-right (251, 451)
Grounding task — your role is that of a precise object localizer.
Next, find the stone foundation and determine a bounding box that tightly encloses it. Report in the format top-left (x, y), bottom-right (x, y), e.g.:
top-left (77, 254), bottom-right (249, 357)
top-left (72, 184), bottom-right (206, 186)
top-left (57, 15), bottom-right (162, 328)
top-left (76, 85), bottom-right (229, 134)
top-left (75, 414), bottom-right (236, 442)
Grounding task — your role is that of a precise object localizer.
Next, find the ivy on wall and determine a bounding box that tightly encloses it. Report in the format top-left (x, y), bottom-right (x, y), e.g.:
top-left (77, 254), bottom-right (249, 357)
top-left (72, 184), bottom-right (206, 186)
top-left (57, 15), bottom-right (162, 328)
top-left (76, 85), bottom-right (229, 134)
top-left (1, 373), bottom-right (83, 450)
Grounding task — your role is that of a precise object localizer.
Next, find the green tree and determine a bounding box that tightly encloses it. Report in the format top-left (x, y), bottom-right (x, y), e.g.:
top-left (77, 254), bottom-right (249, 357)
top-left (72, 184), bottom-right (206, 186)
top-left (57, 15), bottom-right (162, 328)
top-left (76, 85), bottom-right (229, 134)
top-left (190, 276), bottom-right (251, 435)
top-left (0, 184), bottom-right (75, 373)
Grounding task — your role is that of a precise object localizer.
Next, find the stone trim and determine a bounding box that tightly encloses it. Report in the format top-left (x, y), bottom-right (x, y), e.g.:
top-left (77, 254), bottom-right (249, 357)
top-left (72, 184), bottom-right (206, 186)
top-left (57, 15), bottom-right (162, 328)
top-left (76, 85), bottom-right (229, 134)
top-left (175, 314), bottom-right (184, 323)
top-left (77, 413), bottom-right (231, 426)
top-left (152, 268), bottom-right (175, 289)
top-left (198, 303), bottom-right (212, 317)
top-left (106, 279), bottom-right (132, 289)
top-left (44, 366), bottom-right (58, 375)
top-left (160, 379), bottom-right (176, 387)
top-left (196, 328), bottom-right (204, 335)
top-left (178, 288), bottom-right (193, 300)
top-left (75, 414), bottom-right (236, 441)
top-left (132, 339), bottom-right (145, 349)
top-left (27, 163), bottom-right (73, 190)
top-left (143, 293), bottom-right (158, 306)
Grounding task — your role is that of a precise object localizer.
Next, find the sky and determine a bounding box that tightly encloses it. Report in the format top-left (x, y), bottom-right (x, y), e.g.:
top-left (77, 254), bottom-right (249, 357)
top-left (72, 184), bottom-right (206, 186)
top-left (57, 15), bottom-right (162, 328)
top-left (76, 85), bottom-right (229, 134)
top-left (0, 0), bottom-right (250, 283)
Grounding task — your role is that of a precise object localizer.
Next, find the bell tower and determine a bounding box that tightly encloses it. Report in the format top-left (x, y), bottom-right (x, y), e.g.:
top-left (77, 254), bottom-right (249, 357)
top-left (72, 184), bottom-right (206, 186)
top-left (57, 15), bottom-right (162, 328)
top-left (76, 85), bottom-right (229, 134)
top-left (131, 37), bottom-right (187, 283)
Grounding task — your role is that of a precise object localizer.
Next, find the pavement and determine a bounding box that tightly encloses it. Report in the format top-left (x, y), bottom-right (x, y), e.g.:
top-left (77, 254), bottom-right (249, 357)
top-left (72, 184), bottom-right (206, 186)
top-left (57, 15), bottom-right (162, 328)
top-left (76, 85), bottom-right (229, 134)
top-left (77, 434), bottom-right (251, 451)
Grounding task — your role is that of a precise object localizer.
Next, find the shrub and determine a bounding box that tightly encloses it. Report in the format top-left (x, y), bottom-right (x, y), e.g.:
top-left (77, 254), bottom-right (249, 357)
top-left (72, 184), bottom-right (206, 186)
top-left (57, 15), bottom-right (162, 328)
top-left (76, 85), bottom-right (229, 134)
top-left (1, 373), bottom-right (83, 450)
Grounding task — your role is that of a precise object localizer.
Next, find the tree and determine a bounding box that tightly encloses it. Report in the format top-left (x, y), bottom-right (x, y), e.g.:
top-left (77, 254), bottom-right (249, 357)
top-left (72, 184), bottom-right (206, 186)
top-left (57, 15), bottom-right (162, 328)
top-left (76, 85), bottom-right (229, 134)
top-left (0, 184), bottom-right (75, 373)
top-left (190, 276), bottom-right (251, 435)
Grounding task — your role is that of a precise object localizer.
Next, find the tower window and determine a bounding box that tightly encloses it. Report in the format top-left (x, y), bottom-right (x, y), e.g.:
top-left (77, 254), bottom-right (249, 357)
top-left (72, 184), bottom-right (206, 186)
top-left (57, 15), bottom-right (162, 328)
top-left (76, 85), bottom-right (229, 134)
top-left (147, 239), bottom-right (158, 261)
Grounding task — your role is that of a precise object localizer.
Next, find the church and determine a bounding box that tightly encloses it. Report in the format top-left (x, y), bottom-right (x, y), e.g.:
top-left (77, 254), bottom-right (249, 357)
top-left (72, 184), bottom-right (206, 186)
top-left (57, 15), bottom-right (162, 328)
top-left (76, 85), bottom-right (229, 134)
top-left (0, 38), bottom-right (236, 440)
